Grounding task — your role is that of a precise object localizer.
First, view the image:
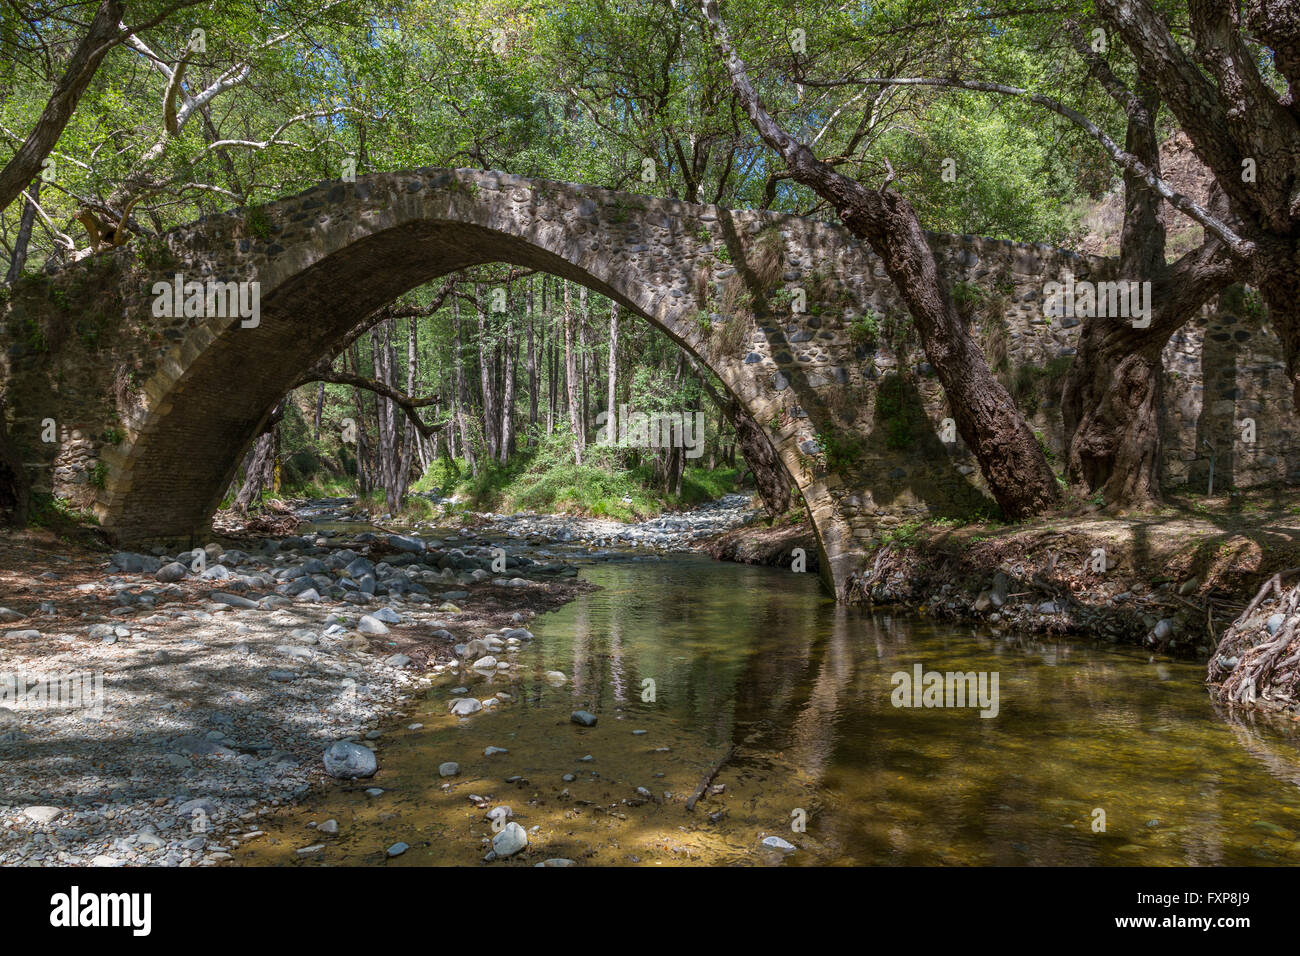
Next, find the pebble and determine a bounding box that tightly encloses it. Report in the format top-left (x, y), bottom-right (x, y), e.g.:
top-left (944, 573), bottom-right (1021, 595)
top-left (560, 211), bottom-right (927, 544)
top-left (491, 822), bottom-right (528, 857)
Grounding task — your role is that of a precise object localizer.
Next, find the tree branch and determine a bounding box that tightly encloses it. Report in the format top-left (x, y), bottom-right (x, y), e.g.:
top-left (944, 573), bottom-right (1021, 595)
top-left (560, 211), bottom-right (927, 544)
top-left (824, 75), bottom-right (1253, 255)
top-left (294, 369), bottom-right (446, 438)
top-left (0, 0), bottom-right (125, 215)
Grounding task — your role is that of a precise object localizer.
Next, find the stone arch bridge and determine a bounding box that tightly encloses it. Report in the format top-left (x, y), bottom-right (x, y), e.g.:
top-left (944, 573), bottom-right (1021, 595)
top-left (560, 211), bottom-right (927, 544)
top-left (4, 168), bottom-right (1283, 599)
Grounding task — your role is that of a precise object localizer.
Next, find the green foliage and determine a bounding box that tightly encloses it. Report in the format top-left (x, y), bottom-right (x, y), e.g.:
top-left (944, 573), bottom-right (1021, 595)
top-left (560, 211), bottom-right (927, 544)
top-left (422, 429), bottom-right (739, 521)
top-left (246, 207), bottom-right (273, 241)
top-left (880, 518), bottom-right (925, 547)
top-left (849, 310), bottom-right (880, 347)
top-left (1011, 355), bottom-right (1074, 416)
top-left (820, 428), bottom-right (863, 474)
top-left (16, 316), bottom-right (46, 352)
top-left (1242, 288), bottom-right (1268, 323)
top-left (28, 493), bottom-right (98, 529)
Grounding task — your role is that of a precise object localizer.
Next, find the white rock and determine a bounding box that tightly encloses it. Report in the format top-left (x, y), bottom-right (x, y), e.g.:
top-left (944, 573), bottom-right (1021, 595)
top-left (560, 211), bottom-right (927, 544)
top-left (492, 821), bottom-right (528, 857)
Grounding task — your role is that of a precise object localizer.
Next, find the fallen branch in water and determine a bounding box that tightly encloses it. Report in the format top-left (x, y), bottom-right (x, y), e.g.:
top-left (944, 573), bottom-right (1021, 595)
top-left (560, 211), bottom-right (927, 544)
top-left (685, 745), bottom-right (736, 812)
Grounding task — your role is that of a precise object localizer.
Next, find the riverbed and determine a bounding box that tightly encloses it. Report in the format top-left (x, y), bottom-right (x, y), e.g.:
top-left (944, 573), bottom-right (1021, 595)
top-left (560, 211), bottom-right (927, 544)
top-left (235, 553), bottom-right (1300, 866)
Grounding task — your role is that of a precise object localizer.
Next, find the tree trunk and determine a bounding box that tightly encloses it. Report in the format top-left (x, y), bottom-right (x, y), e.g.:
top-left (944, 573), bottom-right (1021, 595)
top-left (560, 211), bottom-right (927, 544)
top-left (475, 284), bottom-right (500, 460)
top-left (0, 0), bottom-right (125, 215)
top-left (4, 178), bottom-right (40, 284)
top-left (1096, 0), bottom-right (1300, 409)
top-left (395, 313), bottom-right (418, 501)
top-left (234, 400), bottom-right (285, 513)
top-left (563, 282), bottom-right (584, 464)
top-left (500, 311), bottom-right (516, 463)
top-left (312, 381), bottom-right (325, 442)
top-left (1062, 82), bottom-right (1168, 509)
top-left (579, 286), bottom-right (590, 443)
top-left (607, 301), bottom-right (619, 427)
top-left (527, 277), bottom-right (538, 445)
top-left (702, 0), bottom-right (1061, 521)
top-left (453, 300), bottom-right (477, 473)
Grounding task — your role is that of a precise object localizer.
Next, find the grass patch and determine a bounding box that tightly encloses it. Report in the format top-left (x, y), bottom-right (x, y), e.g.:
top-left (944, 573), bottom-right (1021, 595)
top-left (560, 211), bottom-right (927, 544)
top-left (425, 433), bottom-right (740, 522)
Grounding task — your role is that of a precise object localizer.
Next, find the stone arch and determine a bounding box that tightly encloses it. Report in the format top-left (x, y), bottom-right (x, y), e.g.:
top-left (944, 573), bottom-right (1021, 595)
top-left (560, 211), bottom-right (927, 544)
top-left (15, 167), bottom-right (1268, 601)
top-left (84, 168), bottom-right (866, 592)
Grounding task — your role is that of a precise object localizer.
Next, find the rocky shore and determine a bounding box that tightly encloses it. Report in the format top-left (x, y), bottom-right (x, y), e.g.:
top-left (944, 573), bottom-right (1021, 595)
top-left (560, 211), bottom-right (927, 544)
top-left (0, 525), bottom-right (590, 866)
top-left (0, 492), bottom-right (761, 867)
top-left (836, 509), bottom-right (1300, 719)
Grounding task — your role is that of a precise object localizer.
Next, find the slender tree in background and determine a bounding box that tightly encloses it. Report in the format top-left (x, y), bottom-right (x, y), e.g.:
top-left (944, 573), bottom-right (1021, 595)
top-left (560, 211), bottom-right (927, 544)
top-left (607, 301), bottom-right (619, 426)
top-left (563, 282), bottom-right (584, 464)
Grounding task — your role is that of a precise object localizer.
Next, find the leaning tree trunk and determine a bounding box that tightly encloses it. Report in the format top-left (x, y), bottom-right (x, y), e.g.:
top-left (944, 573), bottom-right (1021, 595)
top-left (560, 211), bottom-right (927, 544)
top-left (685, 353), bottom-right (794, 516)
top-left (731, 400), bottom-right (791, 515)
top-left (0, 0), bottom-right (125, 216)
top-left (4, 178), bottom-right (40, 284)
top-left (701, 0), bottom-right (1060, 520)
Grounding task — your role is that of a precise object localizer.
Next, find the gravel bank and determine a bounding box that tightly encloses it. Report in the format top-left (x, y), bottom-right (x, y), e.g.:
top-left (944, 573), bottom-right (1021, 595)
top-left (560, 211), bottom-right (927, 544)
top-left (0, 528), bottom-right (588, 866)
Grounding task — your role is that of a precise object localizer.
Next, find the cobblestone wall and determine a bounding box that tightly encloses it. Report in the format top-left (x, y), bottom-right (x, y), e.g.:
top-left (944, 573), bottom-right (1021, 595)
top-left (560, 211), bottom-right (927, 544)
top-left (1, 168), bottom-right (1294, 597)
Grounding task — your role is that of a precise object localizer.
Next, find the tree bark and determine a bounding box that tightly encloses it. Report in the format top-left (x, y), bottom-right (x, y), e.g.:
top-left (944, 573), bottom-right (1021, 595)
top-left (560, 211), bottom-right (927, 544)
top-left (700, 0), bottom-right (1061, 520)
top-left (500, 310), bottom-right (516, 463)
top-left (1063, 80), bottom-right (1168, 509)
top-left (475, 284), bottom-right (501, 460)
top-left (579, 286), bottom-right (590, 443)
top-left (453, 299), bottom-right (477, 472)
top-left (312, 381), bottom-right (325, 442)
top-left (348, 342), bottom-right (370, 496)
top-left (527, 277), bottom-right (538, 445)
top-left (4, 178), bottom-right (41, 284)
top-left (607, 301), bottom-right (619, 429)
top-left (0, 0), bottom-right (125, 216)
top-left (563, 282), bottom-right (584, 463)
top-left (234, 399), bottom-right (285, 513)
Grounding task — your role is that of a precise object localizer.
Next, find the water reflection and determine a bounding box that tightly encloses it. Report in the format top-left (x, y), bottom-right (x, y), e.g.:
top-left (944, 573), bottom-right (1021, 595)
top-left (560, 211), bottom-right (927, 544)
top-left (237, 553), bottom-right (1300, 866)
top-left (538, 555), bottom-right (1300, 865)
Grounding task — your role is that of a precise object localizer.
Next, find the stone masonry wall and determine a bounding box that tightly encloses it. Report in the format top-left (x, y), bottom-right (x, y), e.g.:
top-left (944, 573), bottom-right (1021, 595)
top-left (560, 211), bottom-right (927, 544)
top-left (0, 168), bottom-right (1294, 599)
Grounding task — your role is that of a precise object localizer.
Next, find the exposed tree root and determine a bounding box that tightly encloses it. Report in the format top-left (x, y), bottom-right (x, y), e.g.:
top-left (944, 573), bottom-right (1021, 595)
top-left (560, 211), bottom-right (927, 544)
top-left (1208, 568), bottom-right (1300, 711)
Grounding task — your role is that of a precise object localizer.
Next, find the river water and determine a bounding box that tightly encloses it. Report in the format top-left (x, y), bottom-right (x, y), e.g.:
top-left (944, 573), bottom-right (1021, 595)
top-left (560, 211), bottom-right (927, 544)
top-left (235, 553), bottom-right (1300, 866)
